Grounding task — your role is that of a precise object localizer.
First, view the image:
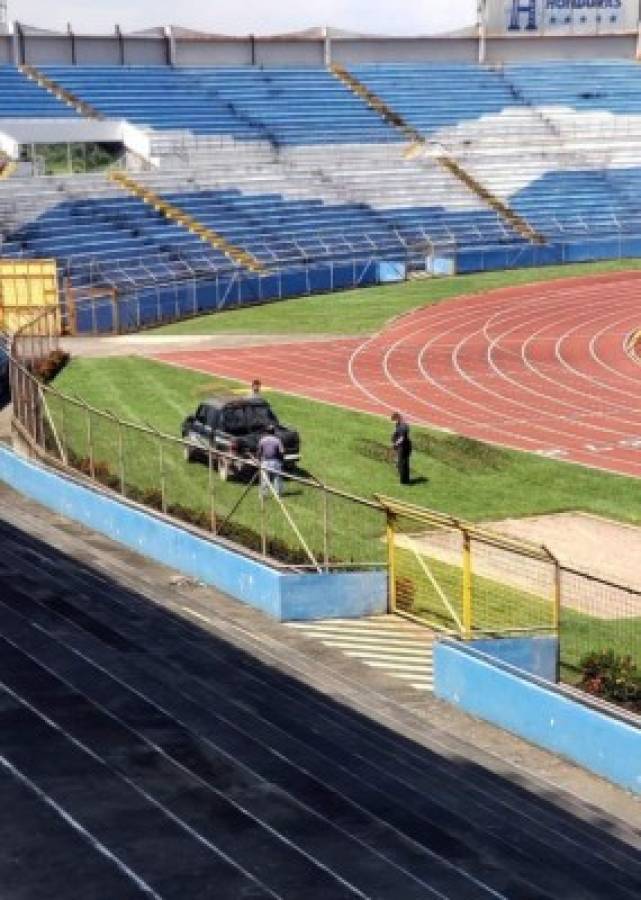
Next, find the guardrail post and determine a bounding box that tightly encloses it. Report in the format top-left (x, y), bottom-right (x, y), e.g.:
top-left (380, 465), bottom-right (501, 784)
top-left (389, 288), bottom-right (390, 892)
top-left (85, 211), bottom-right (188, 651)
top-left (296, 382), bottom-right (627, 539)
top-left (259, 489), bottom-right (267, 557)
top-left (462, 529), bottom-right (473, 640)
top-left (322, 487), bottom-right (329, 571)
top-left (116, 415), bottom-right (125, 496)
top-left (208, 448), bottom-right (217, 534)
top-left (387, 511), bottom-right (397, 613)
top-left (85, 402), bottom-right (95, 479)
top-left (553, 560), bottom-right (562, 683)
top-left (158, 432), bottom-right (166, 515)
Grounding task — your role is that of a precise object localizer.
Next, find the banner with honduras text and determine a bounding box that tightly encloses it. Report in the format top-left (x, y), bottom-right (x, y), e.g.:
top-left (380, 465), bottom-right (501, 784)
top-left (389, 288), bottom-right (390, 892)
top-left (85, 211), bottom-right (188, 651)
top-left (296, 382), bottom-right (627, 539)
top-left (484, 1), bottom-right (638, 36)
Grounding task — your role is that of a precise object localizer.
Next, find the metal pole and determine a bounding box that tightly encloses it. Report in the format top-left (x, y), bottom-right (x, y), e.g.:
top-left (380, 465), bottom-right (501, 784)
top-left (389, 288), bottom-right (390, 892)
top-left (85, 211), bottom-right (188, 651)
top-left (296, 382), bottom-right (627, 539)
top-left (322, 487), bottom-right (329, 571)
top-left (59, 394), bottom-right (67, 464)
top-left (553, 561), bottom-right (562, 683)
top-left (208, 448), bottom-right (217, 533)
top-left (117, 417), bottom-right (125, 496)
top-left (462, 530), bottom-right (473, 639)
top-left (260, 490), bottom-right (267, 556)
top-left (86, 403), bottom-right (95, 478)
top-left (386, 512), bottom-right (396, 613)
top-left (158, 433), bottom-right (166, 514)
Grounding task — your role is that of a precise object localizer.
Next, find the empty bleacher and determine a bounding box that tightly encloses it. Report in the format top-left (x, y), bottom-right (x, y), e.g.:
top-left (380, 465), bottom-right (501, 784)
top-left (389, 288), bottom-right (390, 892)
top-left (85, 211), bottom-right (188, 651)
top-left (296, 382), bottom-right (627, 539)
top-left (504, 60), bottom-right (641, 117)
top-left (42, 66), bottom-right (399, 144)
top-left (4, 59), bottom-right (641, 305)
top-left (0, 175), bottom-right (233, 290)
top-left (352, 63), bottom-right (522, 137)
top-left (0, 66), bottom-right (78, 118)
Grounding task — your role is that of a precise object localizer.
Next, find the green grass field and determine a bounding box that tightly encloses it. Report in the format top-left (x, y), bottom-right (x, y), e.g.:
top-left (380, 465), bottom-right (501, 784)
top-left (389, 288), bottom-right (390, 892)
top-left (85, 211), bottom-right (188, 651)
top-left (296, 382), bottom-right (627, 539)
top-left (52, 355), bottom-right (641, 525)
top-left (150, 259), bottom-right (641, 336)
top-left (50, 262), bottom-right (641, 679)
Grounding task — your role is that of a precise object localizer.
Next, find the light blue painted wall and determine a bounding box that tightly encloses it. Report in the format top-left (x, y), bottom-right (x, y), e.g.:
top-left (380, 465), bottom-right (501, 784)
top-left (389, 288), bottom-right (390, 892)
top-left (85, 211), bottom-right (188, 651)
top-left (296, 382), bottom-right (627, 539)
top-left (0, 447), bottom-right (386, 621)
top-left (377, 262), bottom-right (406, 283)
top-left (434, 639), bottom-right (641, 796)
top-left (281, 570), bottom-right (387, 621)
top-left (468, 636), bottom-right (558, 681)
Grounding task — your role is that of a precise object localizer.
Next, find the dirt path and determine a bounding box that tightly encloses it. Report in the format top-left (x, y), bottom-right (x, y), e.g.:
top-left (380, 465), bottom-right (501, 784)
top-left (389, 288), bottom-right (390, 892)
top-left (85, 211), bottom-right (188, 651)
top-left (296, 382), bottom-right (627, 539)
top-left (61, 333), bottom-right (352, 358)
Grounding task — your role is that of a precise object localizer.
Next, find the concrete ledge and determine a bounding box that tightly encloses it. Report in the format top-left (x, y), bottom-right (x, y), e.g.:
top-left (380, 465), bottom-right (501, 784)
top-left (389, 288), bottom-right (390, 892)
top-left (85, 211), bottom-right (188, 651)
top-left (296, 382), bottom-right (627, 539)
top-left (0, 446), bottom-right (386, 622)
top-left (434, 639), bottom-right (641, 796)
top-left (467, 635), bottom-right (558, 681)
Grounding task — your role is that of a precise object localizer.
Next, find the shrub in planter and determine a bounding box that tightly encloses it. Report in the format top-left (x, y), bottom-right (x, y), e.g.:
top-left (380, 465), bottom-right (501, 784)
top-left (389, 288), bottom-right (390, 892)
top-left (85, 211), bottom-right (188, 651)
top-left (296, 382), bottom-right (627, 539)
top-left (33, 349), bottom-right (70, 383)
top-left (579, 650), bottom-right (641, 709)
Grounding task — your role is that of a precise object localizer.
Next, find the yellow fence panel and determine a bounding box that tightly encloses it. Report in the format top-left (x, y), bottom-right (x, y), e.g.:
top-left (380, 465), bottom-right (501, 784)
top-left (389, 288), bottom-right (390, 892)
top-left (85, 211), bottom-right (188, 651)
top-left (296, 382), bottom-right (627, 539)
top-left (378, 495), bottom-right (559, 639)
top-left (0, 259), bottom-right (59, 333)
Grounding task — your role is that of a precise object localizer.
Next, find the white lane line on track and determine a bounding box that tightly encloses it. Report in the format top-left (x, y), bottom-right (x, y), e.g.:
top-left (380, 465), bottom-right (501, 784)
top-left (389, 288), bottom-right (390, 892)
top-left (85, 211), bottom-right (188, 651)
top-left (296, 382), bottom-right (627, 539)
top-left (494, 297), bottom-right (641, 409)
top-left (459, 296), bottom-right (641, 433)
top-left (481, 299), bottom-right (641, 431)
top-left (0, 752), bottom-right (162, 899)
top-left (347, 279), bottom-right (641, 472)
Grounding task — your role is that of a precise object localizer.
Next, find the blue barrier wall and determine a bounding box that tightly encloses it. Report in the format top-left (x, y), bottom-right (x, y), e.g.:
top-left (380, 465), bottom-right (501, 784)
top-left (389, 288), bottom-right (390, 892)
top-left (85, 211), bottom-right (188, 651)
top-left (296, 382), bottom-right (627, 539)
top-left (468, 636), bottom-right (558, 681)
top-left (434, 639), bottom-right (641, 796)
top-left (0, 447), bottom-right (387, 621)
top-left (71, 260), bottom-right (380, 334)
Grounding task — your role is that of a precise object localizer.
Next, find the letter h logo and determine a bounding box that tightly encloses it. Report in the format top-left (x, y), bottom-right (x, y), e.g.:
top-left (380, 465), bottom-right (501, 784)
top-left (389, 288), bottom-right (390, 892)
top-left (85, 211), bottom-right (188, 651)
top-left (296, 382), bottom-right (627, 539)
top-left (508, 0), bottom-right (538, 31)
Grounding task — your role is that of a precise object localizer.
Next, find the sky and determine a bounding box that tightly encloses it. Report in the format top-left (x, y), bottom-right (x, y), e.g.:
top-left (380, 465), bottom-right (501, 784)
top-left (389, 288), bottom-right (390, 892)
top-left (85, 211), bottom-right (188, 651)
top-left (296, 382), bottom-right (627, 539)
top-left (8, 1), bottom-right (479, 36)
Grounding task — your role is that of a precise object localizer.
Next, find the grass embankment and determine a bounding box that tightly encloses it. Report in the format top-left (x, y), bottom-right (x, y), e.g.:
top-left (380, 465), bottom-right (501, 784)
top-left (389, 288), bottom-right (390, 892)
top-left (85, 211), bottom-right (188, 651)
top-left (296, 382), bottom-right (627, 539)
top-left (149, 259), bottom-right (641, 337)
top-left (52, 356), bottom-right (641, 525)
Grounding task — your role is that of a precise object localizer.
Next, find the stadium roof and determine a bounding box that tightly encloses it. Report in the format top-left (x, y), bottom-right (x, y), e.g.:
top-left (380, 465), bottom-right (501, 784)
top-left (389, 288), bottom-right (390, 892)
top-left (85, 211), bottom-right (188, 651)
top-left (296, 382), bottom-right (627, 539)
top-left (13, 22), bottom-right (478, 40)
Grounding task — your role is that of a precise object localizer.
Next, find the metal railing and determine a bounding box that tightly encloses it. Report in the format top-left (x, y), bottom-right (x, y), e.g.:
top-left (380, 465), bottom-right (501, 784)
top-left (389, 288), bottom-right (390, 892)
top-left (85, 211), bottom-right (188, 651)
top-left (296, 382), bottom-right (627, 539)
top-left (7, 301), bottom-right (641, 700)
top-left (558, 567), bottom-right (641, 683)
top-left (10, 305), bottom-right (387, 573)
top-left (378, 494), bottom-right (560, 641)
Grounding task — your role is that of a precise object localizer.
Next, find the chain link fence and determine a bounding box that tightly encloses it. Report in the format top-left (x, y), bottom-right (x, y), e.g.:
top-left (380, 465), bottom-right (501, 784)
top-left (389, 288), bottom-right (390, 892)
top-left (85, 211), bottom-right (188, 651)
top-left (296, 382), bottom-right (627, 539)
top-left (380, 495), bottom-right (559, 640)
top-left (10, 310), bottom-right (387, 572)
top-left (558, 567), bottom-right (641, 683)
top-left (7, 303), bottom-right (641, 702)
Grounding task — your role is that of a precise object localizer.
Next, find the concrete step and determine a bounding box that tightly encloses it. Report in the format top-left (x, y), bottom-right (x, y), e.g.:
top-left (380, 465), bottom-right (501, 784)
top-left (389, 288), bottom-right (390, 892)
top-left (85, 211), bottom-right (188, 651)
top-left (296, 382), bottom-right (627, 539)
top-left (287, 615), bottom-right (435, 691)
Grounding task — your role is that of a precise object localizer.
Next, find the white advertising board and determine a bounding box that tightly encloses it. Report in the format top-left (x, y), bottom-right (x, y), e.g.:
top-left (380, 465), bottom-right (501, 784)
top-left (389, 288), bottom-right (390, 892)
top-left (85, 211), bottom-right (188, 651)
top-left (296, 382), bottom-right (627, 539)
top-left (484, 1), bottom-right (639, 36)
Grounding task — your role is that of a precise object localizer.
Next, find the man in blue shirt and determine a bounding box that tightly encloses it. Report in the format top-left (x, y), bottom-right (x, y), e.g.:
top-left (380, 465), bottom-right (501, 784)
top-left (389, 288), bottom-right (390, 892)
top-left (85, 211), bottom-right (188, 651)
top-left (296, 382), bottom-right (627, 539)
top-left (391, 412), bottom-right (412, 485)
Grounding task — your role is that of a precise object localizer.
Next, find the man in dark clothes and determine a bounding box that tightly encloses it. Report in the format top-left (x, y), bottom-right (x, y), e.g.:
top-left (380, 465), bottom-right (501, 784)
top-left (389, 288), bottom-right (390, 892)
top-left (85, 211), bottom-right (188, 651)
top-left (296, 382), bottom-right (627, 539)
top-left (391, 412), bottom-right (412, 485)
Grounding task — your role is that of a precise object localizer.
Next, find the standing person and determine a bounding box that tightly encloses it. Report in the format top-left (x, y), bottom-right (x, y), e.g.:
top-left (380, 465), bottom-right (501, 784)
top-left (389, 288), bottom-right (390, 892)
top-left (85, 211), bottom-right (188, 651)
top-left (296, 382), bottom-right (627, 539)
top-left (258, 423), bottom-right (285, 498)
top-left (390, 412), bottom-right (412, 485)
top-left (251, 378), bottom-right (262, 397)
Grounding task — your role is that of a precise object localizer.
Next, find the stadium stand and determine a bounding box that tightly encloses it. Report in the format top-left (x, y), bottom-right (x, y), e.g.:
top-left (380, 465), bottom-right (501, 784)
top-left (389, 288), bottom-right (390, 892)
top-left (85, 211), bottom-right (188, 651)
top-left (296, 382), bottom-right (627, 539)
top-left (4, 60), bottom-right (641, 311)
top-left (351, 63), bottom-right (522, 136)
top-left (0, 176), bottom-right (233, 289)
top-left (0, 66), bottom-right (79, 118)
top-left (504, 60), bottom-right (641, 117)
top-left (42, 66), bottom-right (399, 144)
top-left (1, 490), bottom-right (641, 899)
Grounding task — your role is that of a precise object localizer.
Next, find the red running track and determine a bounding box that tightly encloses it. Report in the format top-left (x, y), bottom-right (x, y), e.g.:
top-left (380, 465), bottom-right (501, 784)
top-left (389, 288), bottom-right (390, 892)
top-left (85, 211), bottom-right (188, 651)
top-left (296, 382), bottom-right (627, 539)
top-left (156, 271), bottom-right (641, 478)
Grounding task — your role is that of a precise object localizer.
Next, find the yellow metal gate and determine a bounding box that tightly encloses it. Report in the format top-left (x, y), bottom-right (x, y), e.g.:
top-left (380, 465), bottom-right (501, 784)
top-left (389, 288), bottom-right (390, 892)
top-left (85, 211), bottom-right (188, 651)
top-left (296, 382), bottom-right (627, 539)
top-left (0, 259), bottom-right (59, 333)
top-left (379, 495), bottom-right (560, 640)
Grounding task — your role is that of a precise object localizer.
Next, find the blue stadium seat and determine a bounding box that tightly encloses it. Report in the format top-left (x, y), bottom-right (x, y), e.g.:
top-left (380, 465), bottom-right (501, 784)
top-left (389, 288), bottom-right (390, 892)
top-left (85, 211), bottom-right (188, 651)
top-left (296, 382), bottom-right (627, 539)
top-left (0, 66), bottom-right (80, 118)
top-left (41, 66), bottom-right (400, 145)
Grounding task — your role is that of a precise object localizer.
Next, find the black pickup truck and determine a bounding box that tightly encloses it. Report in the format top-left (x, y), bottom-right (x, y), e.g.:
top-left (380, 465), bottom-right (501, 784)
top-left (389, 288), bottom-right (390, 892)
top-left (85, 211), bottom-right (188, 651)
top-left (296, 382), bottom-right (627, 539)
top-left (181, 395), bottom-right (300, 480)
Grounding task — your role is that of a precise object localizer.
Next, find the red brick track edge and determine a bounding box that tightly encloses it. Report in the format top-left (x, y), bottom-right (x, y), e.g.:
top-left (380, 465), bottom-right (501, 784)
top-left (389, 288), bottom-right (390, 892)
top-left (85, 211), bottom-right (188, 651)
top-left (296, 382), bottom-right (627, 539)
top-left (156, 271), bottom-right (641, 478)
